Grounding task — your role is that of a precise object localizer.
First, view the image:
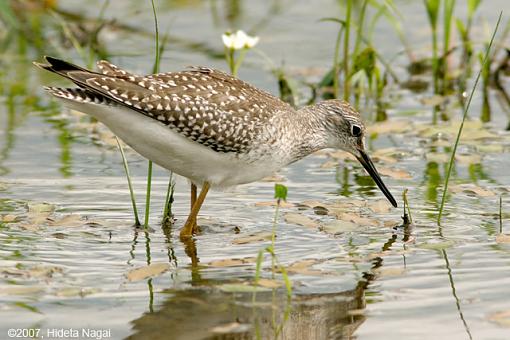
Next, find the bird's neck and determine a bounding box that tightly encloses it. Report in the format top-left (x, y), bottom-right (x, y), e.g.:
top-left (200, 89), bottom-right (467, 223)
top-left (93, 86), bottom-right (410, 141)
top-left (279, 104), bottom-right (330, 164)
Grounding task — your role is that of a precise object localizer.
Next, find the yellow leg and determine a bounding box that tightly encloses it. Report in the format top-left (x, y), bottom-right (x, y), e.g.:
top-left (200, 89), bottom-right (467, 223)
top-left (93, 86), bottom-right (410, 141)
top-left (190, 183), bottom-right (198, 234)
top-left (180, 182), bottom-right (210, 239)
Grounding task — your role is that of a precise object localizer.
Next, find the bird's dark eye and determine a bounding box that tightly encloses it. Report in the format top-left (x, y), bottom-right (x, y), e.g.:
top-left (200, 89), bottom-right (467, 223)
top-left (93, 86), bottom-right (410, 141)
top-left (351, 124), bottom-right (362, 137)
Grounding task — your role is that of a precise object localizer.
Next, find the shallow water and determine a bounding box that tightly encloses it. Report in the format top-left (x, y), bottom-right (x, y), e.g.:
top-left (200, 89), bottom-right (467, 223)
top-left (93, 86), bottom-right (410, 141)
top-left (1, 1), bottom-right (510, 339)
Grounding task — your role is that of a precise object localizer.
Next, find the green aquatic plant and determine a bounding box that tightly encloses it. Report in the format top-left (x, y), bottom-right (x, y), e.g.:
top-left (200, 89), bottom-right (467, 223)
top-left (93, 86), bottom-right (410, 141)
top-left (403, 188), bottom-right (413, 224)
top-left (499, 195), bottom-right (503, 234)
top-left (143, 0), bottom-right (161, 229)
top-left (253, 184), bottom-right (292, 299)
top-left (441, 0), bottom-right (456, 94)
top-left (424, 0), bottom-right (440, 94)
top-left (343, 0), bottom-right (352, 101)
top-left (116, 137), bottom-right (141, 226)
top-left (437, 12), bottom-right (502, 225)
top-left (456, 0), bottom-right (482, 92)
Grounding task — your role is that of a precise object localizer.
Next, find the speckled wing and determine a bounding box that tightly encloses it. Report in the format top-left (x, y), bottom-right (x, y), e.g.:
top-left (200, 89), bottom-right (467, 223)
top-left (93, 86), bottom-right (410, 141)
top-left (75, 61), bottom-right (295, 154)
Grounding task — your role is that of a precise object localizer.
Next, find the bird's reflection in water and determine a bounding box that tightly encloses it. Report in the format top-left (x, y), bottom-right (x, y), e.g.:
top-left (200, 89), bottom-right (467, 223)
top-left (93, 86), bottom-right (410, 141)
top-left (127, 219), bottom-right (414, 339)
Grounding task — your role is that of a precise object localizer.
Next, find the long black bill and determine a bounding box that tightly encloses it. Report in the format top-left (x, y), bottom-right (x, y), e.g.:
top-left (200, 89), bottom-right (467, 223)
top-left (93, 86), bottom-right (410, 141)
top-left (356, 150), bottom-right (398, 208)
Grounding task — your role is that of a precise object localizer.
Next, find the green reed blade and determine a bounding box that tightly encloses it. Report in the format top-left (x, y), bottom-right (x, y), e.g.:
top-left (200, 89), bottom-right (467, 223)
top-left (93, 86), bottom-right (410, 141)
top-left (437, 12), bottom-right (502, 225)
top-left (115, 137), bottom-right (140, 226)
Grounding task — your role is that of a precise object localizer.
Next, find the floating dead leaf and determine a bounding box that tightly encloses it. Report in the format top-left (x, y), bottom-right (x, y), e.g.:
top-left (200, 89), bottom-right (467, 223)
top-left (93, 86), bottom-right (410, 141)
top-left (328, 198), bottom-right (366, 209)
top-left (325, 150), bottom-right (356, 161)
top-left (286, 259), bottom-right (323, 275)
top-left (372, 154), bottom-right (398, 164)
top-left (205, 257), bottom-right (256, 267)
top-left (0, 286), bottom-right (45, 296)
top-left (321, 220), bottom-right (359, 234)
top-left (1, 265), bottom-right (63, 279)
top-left (488, 310), bottom-right (510, 327)
top-left (374, 267), bottom-right (406, 277)
top-left (383, 220), bottom-right (401, 228)
top-left (261, 174), bottom-right (286, 182)
top-left (455, 154), bottom-right (482, 164)
top-left (476, 144), bottom-right (504, 153)
top-left (299, 200), bottom-right (326, 208)
top-left (367, 120), bottom-right (411, 135)
top-left (461, 129), bottom-right (497, 141)
top-left (336, 212), bottom-right (380, 226)
top-left (347, 309), bottom-right (366, 316)
top-left (49, 214), bottom-right (84, 227)
top-left (284, 213), bottom-right (319, 229)
top-left (232, 232), bottom-right (272, 245)
top-left (377, 167), bottom-right (412, 179)
top-left (27, 202), bottom-right (55, 214)
top-left (368, 200), bottom-right (393, 213)
top-left (428, 139), bottom-right (452, 147)
top-left (449, 184), bottom-right (495, 197)
top-left (313, 206), bottom-right (329, 215)
top-left (126, 263), bottom-right (170, 282)
top-left (254, 201), bottom-right (295, 208)
top-left (426, 152), bottom-right (450, 163)
top-left (256, 278), bottom-right (284, 289)
top-left (496, 234), bottom-right (510, 244)
top-left (420, 94), bottom-right (447, 106)
top-left (320, 160), bottom-right (339, 169)
top-left (219, 283), bottom-right (270, 293)
top-left (55, 287), bottom-right (100, 297)
top-left (417, 240), bottom-right (455, 250)
top-left (211, 322), bottom-right (251, 334)
top-left (1, 214), bottom-right (17, 222)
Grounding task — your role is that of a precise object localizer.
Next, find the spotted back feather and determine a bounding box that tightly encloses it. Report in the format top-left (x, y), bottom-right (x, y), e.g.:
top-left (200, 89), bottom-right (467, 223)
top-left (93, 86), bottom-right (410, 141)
top-left (37, 57), bottom-right (295, 154)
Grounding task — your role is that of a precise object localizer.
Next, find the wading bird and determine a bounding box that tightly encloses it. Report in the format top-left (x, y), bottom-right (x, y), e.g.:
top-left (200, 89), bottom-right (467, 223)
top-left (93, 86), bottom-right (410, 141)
top-left (35, 56), bottom-right (397, 238)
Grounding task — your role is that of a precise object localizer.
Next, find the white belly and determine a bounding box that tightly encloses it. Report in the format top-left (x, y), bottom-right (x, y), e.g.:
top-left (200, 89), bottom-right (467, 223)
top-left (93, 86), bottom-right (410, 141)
top-left (61, 100), bottom-right (279, 188)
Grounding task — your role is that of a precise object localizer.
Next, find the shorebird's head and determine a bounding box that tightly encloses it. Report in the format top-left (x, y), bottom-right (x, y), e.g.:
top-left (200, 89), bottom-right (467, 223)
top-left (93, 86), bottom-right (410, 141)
top-left (315, 99), bottom-right (397, 208)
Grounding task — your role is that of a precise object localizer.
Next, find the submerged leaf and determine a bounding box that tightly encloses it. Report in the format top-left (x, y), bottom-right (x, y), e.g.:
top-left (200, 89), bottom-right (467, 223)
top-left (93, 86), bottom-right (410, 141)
top-left (284, 213), bottom-right (320, 229)
top-left (256, 278), bottom-right (284, 288)
top-left (336, 212), bottom-right (380, 226)
top-left (205, 257), bottom-right (256, 267)
top-left (488, 310), bottom-right (510, 327)
top-left (126, 263), bottom-right (170, 282)
top-left (368, 200), bottom-right (393, 213)
top-left (219, 283), bottom-right (270, 293)
top-left (367, 120), bottom-right (411, 135)
top-left (232, 232), bottom-right (272, 245)
top-left (417, 240), bottom-right (455, 250)
top-left (496, 234), bottom-right (510, 244)
top-left (210, 322), bottom-right (251, 334)
top-left (254, 201), bottom-right (295, 208)
top-left (449, 184), bottom-right (495, 197)
top-left (27, 202), bottom-right (55, 214)
top-left (321, 220), bottom-right (358, 234)
top-left (455, 154), bottom-right (482, 164)
top-left (377, 167), bottom-right (412, 179)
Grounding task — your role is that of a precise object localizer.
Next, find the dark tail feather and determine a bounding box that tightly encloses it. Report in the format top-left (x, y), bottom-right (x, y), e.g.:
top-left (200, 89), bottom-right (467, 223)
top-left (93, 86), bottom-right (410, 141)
top-left (33, 56), bottom-right (100, 81)
top-left (34, 56), bottom-right (104, 91)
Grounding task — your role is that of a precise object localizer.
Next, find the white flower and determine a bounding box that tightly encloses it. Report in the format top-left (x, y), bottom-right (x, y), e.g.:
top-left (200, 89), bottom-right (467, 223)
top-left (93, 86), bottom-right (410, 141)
top-left (222, 30), bottom-right (259, 50)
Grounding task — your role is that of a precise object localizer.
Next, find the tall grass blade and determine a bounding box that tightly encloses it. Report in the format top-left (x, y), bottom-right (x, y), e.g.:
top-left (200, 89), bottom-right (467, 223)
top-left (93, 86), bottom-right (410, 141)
top-left (500, 195), bottom-right (503, 234)
top-left (442, 0), bottom-right (456, 93)
top-left (143, 0), bottom-right (161, 228)
top-left (115, 137), bottom-right (140, 226)
top-left (437, 12), bottom-right (502, 225)
top-left (144, 160), bottom-right (153, 228)
top-left (343, 0), bottom-right (352, 101)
